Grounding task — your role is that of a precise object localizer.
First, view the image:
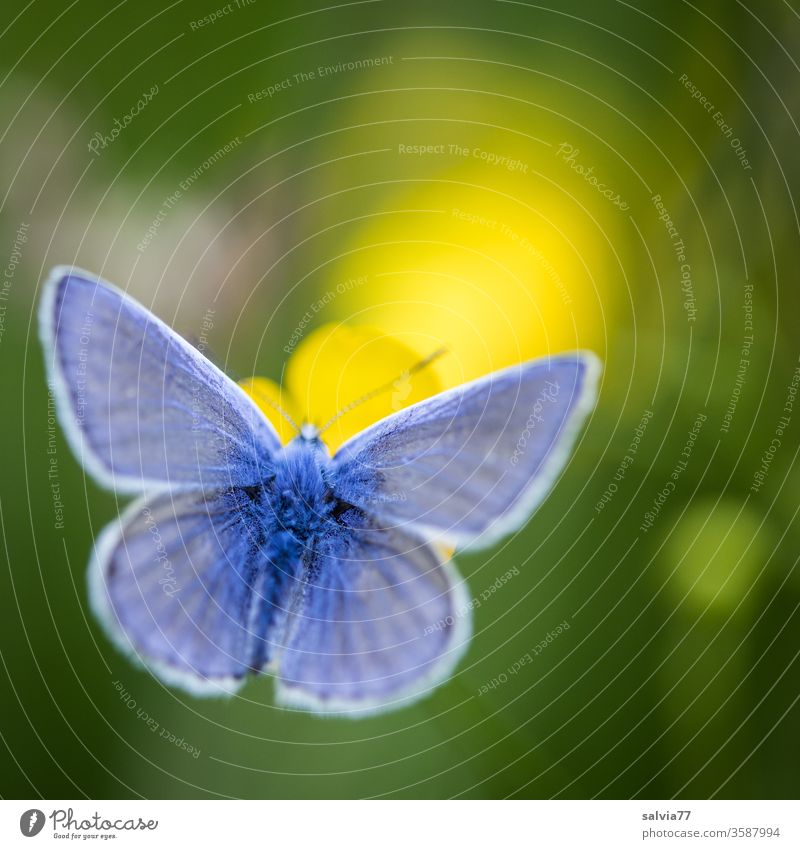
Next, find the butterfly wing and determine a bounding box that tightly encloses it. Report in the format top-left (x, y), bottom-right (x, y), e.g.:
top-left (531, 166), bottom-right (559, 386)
top-left (275, 509), bottom-right (471, 715)
top-left (90, 487), bottom-right (294, 694)
top-left (332, 354), bottom-right (600, 550)
top-left (39, 266), bottom-right (280, 492)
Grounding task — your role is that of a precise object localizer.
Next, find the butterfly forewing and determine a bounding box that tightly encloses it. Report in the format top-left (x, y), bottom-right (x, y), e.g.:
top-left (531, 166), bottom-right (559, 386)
top-left (332, 355), bottom-right (600, 550)
top-left (40, 267), bottom-right (280, 492)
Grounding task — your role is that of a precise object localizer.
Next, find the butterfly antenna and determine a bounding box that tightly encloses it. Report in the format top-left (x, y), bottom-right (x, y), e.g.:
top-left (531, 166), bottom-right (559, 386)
top-left (318, 346), bottom-right (447, 435)
top-left (246, 384), bottom-right (301, 435)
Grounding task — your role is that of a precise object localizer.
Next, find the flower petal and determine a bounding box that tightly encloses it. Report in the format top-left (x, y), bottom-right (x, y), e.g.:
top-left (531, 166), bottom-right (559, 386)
top-left (286, 323), bottom-right (443, 452)
top-left (238, 377), bottom-right (301, 445)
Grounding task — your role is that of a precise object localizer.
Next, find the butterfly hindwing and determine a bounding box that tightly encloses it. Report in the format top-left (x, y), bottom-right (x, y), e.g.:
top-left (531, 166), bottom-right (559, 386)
top-left (332, 354), bottom-right (600, 550)
top-left (90, 487), bottom-right (297, 693)
top-left (40, 267), bottom-right (280, 492)
top-left (275, 510), bottom-right (471, 715)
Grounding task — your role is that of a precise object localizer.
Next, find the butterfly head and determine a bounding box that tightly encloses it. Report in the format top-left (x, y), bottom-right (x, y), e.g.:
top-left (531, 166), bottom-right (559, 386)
top-left (286, 422), bottom-right (330, 456)
top-left (300, 422), bottom-right (321, 442)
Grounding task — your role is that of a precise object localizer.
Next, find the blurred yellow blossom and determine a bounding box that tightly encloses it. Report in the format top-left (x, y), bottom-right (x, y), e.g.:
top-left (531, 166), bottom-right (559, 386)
top-left (240, 322), bottom-right (443, 452)
top-left (321, 176), bottom-right (610, 388)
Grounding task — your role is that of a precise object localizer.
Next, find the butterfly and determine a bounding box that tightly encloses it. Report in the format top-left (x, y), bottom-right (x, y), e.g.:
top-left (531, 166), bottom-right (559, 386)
top-left (40, 266), bottom-right (600, 716)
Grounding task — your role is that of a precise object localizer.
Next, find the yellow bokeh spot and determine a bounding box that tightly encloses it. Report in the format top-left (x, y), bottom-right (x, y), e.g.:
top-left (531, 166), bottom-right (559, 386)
top-left (240, 322), bottom-right (443, 453)
top-left (320, 153), bottom-right (610, 388)
top-left (664, 498), bottom-right (766, 612)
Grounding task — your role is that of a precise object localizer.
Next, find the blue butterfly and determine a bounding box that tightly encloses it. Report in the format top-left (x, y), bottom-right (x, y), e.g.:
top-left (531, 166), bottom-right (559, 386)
top-left (40, 267), bottom-right (600, 716)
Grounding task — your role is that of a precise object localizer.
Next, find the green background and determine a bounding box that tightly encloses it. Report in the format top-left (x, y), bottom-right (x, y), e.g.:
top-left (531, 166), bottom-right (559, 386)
top-left (1, 0), bottom-right (799, 799)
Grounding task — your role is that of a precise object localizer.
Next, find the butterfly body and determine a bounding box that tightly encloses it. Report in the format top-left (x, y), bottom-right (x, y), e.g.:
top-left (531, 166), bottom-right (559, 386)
top-left (208, 437), bottom-right (364, 670)
top-left (40, 267), bottom-right (600, 715)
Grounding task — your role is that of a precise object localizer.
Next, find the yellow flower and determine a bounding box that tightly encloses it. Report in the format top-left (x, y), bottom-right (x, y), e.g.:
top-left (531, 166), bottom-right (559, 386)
top-left (304, 133), bottom-right (612, 387)
top-left (239, 322), bottom-right (444, 453)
